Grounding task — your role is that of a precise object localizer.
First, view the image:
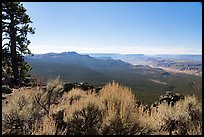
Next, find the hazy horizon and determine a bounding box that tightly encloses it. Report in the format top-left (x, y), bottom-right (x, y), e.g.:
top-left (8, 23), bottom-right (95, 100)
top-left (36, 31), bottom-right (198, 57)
top-left (31, 51), bottom-right (202, 56)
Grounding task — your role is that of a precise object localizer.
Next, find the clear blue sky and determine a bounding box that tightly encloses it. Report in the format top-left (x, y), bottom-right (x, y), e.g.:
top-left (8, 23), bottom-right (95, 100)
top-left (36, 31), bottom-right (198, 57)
top-left (22, 2), bottom-right (202, 55)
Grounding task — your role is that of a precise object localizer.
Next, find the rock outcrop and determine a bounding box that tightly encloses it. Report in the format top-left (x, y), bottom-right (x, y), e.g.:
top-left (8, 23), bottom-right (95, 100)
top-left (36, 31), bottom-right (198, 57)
top-left (154, 91), bottom-right (184, 107)
top-left (61, 82), bottom-right (103, 95)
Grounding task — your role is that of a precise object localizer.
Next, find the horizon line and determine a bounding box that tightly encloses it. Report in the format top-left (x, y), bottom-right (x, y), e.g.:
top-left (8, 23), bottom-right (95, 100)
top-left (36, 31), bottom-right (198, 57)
top-left (30, 51), bottom-right (202, 56)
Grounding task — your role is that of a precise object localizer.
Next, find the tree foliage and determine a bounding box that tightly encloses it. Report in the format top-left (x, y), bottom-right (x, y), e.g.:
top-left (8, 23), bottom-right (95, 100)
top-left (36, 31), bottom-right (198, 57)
top-left (2, 2), bottom-right (35, 86)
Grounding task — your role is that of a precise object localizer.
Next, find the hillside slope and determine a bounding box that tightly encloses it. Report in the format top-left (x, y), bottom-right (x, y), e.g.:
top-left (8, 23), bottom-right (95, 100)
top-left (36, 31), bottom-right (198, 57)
top-left (26, 52), bottom-right (202, 104)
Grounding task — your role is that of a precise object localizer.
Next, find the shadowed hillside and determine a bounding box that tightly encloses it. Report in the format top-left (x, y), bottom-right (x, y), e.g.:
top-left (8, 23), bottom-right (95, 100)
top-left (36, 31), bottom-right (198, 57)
top-left (25, 52), bottom-right (202, 105)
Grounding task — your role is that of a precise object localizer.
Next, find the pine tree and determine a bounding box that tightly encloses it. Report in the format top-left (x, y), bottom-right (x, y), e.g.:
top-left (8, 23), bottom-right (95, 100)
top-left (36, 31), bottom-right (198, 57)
top-left (2, 2), bottom-right (35, 86)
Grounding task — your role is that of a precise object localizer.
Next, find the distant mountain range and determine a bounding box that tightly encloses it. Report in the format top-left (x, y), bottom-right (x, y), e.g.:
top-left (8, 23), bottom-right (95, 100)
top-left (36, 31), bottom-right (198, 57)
top-left (28, 52), bottom-right (132, 70)
top-left (88, 53), bottom-right (202, 62)
top-left (88, 53), bottom-right (202, 76)
top-left (154, 54), bottom-right (202, 62)
top-left (25, 52), bottom-right (202, 105)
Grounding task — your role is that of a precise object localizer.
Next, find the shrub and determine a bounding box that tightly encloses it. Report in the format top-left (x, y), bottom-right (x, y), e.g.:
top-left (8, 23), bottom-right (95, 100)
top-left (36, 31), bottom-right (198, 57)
top-left (33, 76), bottom-right (64, 115)
top-left (46, 75), bottom-right (63, 105)
top-left (99, 81), bottom-right (148, 135)
top-left (2, 87), bottom-right (44, 135)
top-left (139, 95), bottom-right (202, 135)
top-left (66, 103), bottom-right (103, 135)
top-left (49, 88), bottom-right (88, 116)
top-left (49, 89), bottom-right (104, 135)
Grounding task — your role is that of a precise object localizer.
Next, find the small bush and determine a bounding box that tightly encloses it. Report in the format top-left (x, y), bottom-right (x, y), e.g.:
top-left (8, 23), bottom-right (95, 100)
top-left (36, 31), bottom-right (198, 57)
top-left (49, 89), bottom-right (104, 135)
top-left (139, 95), bottom-right (202, 135)
top-left (46, 75), bottom-right (63, 105)
top-left (99, 82), bottom-right (148, 135)
top-left (33, 76), bottom-right (64, 114)
top-left (2, 87), bottom-right (43, 135)
top-left (66, 103), bottom-right (103, 135)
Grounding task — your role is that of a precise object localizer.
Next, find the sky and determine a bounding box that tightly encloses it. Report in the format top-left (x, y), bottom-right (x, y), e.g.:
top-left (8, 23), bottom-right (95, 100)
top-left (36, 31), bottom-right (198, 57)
top-left (22, 2), bottom-right (202, 55)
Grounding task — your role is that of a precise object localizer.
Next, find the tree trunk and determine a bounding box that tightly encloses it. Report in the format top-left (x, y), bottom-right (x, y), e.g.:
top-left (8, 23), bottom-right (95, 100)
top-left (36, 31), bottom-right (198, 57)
top-left (10, 13), bottom-right (18, 85)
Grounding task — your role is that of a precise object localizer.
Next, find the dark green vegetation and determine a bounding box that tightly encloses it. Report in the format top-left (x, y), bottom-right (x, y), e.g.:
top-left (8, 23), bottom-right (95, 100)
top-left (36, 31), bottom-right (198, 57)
top-left (26, 52), bottom-right (202, 105)
top-left (2, 2), bottom-right (35, 85)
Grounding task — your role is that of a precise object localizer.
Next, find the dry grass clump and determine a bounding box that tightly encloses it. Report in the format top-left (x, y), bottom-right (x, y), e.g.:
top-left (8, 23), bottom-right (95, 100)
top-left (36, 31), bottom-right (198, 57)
top-left (99, 82), bottom-right (148, 135)
top-left (137, 105), bottom-right (164, 135)
top-left (49, 88), bottom-right (88, 117)
top-left (2, 87), bottom-right (43, 135)
top-left (32, 76), bottom-right (64, 115)
top-left (65, 102), bottom-right (104, 135)
top-left (2, 88), bottom-right (34, 119)
top-left (31, 115), bottom-right (56, 135)
top-left (45, 75), bottom-right (63, 105)
top-left (158, 95), bottom-right (202, 135)
top-left (63, 91), bottom-right (103, 122)
top-left (138, 95), bottom-right (202, 135)
top-left (46, 75), bottom-right (63, 93)
top-left (49, 89), bottom-right (104, 135)
top-left (99, 81), bottom-right (137, 119)
top-left (2, 77), bottom-right (202, 135)
top-left (2, 76), bottom-right (64, 135)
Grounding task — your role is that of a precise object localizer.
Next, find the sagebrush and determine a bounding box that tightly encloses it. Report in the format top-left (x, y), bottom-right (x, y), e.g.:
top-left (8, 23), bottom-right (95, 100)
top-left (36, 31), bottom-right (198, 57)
top-left (2, 78), bottom-right (202, 135)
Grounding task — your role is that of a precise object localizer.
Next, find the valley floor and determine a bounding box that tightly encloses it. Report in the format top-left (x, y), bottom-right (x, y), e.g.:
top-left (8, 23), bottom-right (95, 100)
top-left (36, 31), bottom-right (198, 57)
top-left (161, 67), bottom-right (202, 77)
